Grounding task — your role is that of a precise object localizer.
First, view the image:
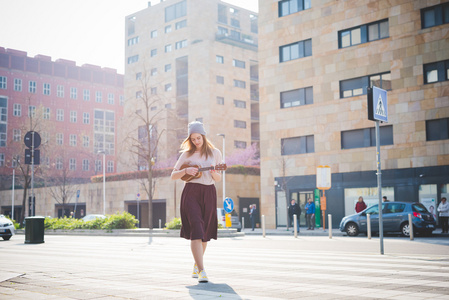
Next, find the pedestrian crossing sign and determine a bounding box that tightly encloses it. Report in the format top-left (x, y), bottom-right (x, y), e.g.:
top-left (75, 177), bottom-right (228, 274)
top-left (367, 86), bottom-right (388, 122)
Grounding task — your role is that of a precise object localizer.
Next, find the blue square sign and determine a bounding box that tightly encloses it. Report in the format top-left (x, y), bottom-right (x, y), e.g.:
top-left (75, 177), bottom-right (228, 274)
top-left (371, 86), bottom-right (388, 122)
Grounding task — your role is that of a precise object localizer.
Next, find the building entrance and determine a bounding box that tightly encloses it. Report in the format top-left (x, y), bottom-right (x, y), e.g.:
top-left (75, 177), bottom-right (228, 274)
top-left (290, 191), bottom-right (314, 227)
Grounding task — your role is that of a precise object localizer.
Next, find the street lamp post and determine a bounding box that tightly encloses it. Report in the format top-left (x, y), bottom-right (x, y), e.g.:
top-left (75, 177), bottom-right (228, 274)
top-left (97, 150), bottom-right (106, 215)
top-left (217, 134), bottom-right (225, 204)
top-left (11, 157), bottom-right (17, 221)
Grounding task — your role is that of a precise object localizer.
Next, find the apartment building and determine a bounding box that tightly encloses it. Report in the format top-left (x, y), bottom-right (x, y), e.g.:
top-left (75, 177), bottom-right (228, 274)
top-left (0, 47), bottom-right (124, 218)
top-left (258, 0), bottom-right (449, 228)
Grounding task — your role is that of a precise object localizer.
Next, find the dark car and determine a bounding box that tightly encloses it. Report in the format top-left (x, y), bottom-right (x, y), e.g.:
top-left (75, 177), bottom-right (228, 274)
top-left (340, 202), bottom-right (436, 237)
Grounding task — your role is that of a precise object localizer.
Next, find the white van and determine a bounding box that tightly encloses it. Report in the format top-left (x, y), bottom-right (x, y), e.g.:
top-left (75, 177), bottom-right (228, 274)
top-left (217, 208), bottom-right (242, 232)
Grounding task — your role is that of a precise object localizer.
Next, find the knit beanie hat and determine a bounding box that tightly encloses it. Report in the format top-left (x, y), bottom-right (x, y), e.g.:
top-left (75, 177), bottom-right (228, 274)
top-left (188, 121), bottom-right (206, 136)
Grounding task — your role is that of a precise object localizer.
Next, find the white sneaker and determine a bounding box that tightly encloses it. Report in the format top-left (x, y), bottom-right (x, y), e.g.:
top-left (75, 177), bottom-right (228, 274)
top-left (192, 263), bottom-right (198, 278)
top-left (198, 270), bottom-right (208, 283)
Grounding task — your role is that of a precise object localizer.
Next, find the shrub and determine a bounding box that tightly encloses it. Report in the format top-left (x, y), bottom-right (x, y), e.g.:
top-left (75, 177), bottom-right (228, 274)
top-left (44, 212), bottom-right (138, 230)
top-left (100, 212), bottom-right (138, 230)
top-left (165, 217), bottom-right (182, 229)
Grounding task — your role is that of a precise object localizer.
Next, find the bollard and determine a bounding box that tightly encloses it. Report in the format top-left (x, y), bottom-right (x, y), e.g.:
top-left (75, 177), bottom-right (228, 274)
top-left (159, 219), bottom-right (161, 229)
top-left (242, 217), bottom-right (245, 231)
top-left (262, 215), bottom-right (266, 238)
top-left (328, 214), bottom-right (332, 239)
top-left (293, 214), bottom-right (298, 238)
top-left (408, 214), bottom-right (414, 240)
top-left (367, 214), bottom-right (371, 239)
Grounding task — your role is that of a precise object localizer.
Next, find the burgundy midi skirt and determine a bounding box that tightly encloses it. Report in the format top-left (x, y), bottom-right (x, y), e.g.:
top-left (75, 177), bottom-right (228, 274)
top-left (180, 183), bottom-right (218, 242)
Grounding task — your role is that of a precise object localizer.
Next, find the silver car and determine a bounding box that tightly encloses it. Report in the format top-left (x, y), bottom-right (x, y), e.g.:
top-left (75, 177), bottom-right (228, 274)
top-left (0, 215), bottom-right (15, 240)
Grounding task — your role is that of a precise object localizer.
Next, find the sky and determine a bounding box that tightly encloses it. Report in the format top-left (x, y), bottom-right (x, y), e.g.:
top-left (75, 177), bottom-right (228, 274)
top-left (0, 0), bottom-right (258, 74)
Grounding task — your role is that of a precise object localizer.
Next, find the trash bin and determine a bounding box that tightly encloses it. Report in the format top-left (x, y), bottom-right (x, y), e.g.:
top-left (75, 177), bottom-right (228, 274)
top-left (25, 216), bottom-right (45, 244)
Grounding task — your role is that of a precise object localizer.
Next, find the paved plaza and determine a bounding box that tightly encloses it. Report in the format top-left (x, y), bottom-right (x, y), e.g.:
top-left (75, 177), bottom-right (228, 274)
top-left (1, 232), bottom-right (448, 299)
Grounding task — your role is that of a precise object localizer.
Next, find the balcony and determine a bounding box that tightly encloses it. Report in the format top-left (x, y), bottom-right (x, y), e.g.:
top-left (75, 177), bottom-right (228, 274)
top-left (215, 33), bottom-right (258, 52)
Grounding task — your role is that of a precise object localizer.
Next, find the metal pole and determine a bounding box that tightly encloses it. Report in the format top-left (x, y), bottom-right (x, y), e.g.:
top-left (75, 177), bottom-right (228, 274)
top-left (293, 214), bottom-right (297, 238)
top-left (103, 152), bottom-right (106, 215)
top-left (367, 214), bottom-right (371, 239)
top-left (222, 136), bottom-right (225, 204)
top-left (376, 121), bottom-right (384, 254)
top-left (31, 131), bottom-right (35, 216)
top-left (242, 217), bottom-right (245, 231)
top-left (159, 219), bottom-right (162, 229)
top-left (328, 214), bottom-right (332, 239)
top-left (408, 214), bottom-right (414, 240)
top-left (262, 215), bottom-right (266, 238)
top-left (12, 167), bottom-right (15, 221)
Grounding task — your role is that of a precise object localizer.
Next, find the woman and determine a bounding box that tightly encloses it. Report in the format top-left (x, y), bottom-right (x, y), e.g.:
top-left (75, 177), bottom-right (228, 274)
top-left (171, 121), bottom-right (222, 283)
top-left (355, 196), bottom-right (367, 213)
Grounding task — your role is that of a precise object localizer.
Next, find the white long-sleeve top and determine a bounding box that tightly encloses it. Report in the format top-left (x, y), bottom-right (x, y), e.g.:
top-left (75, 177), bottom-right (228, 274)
top-left (437, 201), bottom-right (449, 217)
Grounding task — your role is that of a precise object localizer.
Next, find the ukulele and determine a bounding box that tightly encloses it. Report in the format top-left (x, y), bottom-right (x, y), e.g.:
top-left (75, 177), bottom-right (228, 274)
top-left (180, 163), bottom-right (227, 182)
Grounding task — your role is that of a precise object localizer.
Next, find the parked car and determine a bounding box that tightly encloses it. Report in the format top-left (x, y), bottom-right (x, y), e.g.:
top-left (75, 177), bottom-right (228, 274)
top-left (340, 202), bottom-right (436, 237)
top-left (0, 214), bottom-right (15, 240)
top-left (82, 214), bottom-right (106, 221)
top-left (217, 208), bottom-right (242, 232)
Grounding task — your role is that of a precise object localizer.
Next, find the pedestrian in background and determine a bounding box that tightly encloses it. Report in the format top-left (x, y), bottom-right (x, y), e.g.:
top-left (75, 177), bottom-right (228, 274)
top-left (288, 199), bottom-right (301, 232)
top-left (437, 197), bottom-right (449, 234)
top-left (249, 204), bottom-right (257, 231)
top-left (355, 196), bottom-right (367, 213)
top-left (171, 121), bottom-right (223, 283)
top-left (305, 198), bottom-right (315, 230)
top-left (382, 196), bottom-right (389, 202)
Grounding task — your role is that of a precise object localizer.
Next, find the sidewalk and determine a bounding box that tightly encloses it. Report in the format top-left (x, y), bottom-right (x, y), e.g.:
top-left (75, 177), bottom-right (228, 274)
top-left (242, 226), bottom-right (344, 236)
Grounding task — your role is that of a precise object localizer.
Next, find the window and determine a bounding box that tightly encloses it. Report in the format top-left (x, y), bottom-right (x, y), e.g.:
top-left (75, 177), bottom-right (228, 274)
top-left (14, 78), bottom-right (22, 91)
top-left (231, 18), bottom-right (240, 28)
top-left (69, 158), bottom-right (76, 170)
top-left (70, 134), bottom-right (77, 146)
top-left (56, 133), bottom-right (63, 145)
top-left (424, 60), bottom-right (449, 84)
top-left (119, 95), bottom-right (124, 106)
top-left (57, 85), bottom-right (64, 97)
top-left (136, 91), bottom-right (142, 99)
top-left (175, 40), bottom-right (188, 49)
top-left (83, 89), bottom-right (90, 101)
top-left (0, 76), bottom-right (6, 89)
top-left (151, 30), bottom-right (157, 38)
top-left (230, 30), bottom-right (240, 40)
top-left (341, 125), bottom-right (393, 149)
top-left (83, 136), bottom-right (89, 147)
top-left (151, 49), bottom-right (157, 57)
top-left (107, 161), bottom-right (114, 173)
top-left (56, 158), bottom-right (63, 169)
top-left (96, 91), bottom-right (102, 103)
top-left (151, 106), bottom-right (157, 111)
top-left (234, 120), bottom-right (246, 128)
top-left (28, 106), bottom-right (36, 117)
top-left (281, 87), bottom-right (313, 108)
top-left (43, 83), bottom-right (51, 95)
top-left (165, 25), bottom-right (172, 33)
top-left (70, 111), bottom-right (77, 123)
top-left (216, 55), bottom-right (224, 64)
top-left (127, 36), bottom-right (139, 46)
top-left (165, 103), bottom-right (172, 109)
top-left (83, 112), bottom-right (89, 124)
top-left (13, 129), bottom-right (21, 142)
top-left (234, 99), bottom-right (246, 108)
top-left (13, 103), bottom-right (21, 117)
top-left (70, 87), bottom-right (77, 99)
top-left (235, 141), bottom-right (247, 149)
top-left (233, 59), bottom-right (245, 68)
top-left (56, 109), bottom-right (64, 121)
top-left (136, 72), bottom-right (142, 80)
top-left (218, 4), bottom-right (227, 24)
top-left (233, 79), bottom-right (246, 88)
top-left (82, 159), bottom-right (89, 171)
top-left (176, 19), bottom-right (187, 29)
top-left (165, 0), bottom-right (187, 22)
top-left (165, 83), bottom-right (172, 92)
top-left (421, 3), bottom-right (449, 29)
top-left (108, 93), bottom-right (114, 105)
top-left (29, 81), bottom-right (36, 93)
top-left (0, 153), bottom-right (4, 166)
top-left (250, 14), bottom-right (258, 33)
top-left (281, 135), bottom-right (315, 155)
top-left (217, 96), bottom-right (224, 105)
top-left (340, 72), bottom-right (391, 98)
top-left (43, 107), bottom-right (50, 119)
top-left (218, 26), bottom-right (228, 35)
top-left (151, 68), bottom-right (158, 76)
top-left (339, 19), bottom-right (389, 48)
top-left (216, 76), bottom-right (224, 84)
top-left (151, 87), bottom-right (157, 95)
top-left (280, 39), bottom-right (312, 62)
top-left (128, 55), bottom-right (139, 64)
top-left (94, 110), bottom-right (115, 154)
top-left (165, 44), bottom-right (172, 52)
top-left (426, 118), bottom-right (449, 141)
top-left (165, 64), bottom-right (172, 72)
top-left (279, 0), bottom-right (311, 17)
top-left (95, 160), bottom-right (102, 172)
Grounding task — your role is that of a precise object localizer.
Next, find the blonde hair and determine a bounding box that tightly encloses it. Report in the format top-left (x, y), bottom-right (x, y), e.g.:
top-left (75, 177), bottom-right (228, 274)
top-left (180, 134), bottom-right (216, 160)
